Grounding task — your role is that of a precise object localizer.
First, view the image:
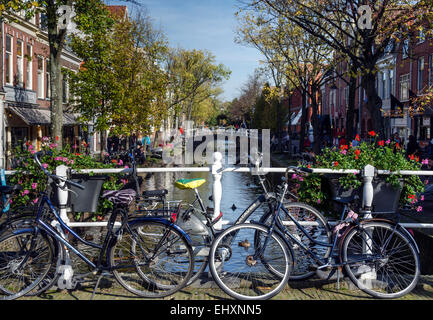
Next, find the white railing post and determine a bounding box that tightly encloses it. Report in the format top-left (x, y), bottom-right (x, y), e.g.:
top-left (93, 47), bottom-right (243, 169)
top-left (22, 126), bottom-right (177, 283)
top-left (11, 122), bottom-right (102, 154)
top-left (56, 164), bottom-right (70, 224)
top-left (212, 152), bottom-right (223, 230)
top-left (361, 164), bottom-right (375, 218)
top-left (361, 164), bottom-right (376, 284)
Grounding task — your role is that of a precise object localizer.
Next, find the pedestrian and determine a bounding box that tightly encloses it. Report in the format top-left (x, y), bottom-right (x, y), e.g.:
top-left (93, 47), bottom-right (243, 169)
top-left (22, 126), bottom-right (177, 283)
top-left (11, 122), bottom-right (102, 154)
top-left (406, 135), bottom-right (420, 158)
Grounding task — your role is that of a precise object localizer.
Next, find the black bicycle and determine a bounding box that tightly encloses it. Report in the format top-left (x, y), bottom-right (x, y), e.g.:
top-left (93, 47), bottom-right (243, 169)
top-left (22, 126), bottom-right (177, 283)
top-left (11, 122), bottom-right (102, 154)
top-left (0, 151), bottom-right (194, 300)
top-left (208, 173), bottom-right (420, 300)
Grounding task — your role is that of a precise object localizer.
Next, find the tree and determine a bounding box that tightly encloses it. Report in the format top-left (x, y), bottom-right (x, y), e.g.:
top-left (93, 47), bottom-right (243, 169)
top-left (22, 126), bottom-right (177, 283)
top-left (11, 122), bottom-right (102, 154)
top-left (228, 70), bottom-right (263, 126)
top-left (235, 6), bottom-right (337, 153)
top-left (165, 48), bottom-right (231, 126)
top-left (244, 0), bottom-right (433, 137)
top-left (68, 5), bottom-right (169, 151)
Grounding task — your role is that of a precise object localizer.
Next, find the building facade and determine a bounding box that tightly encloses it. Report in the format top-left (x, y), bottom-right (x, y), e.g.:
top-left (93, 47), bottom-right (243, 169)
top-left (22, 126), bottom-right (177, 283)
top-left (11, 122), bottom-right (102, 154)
top-left (0, 11), bottom-right (82, 168)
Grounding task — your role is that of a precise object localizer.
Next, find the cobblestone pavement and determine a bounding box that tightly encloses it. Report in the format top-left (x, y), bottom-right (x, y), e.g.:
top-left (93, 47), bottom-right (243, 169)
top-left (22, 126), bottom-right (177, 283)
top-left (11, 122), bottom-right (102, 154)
top-left (20, 274), bottom-right (433, 301)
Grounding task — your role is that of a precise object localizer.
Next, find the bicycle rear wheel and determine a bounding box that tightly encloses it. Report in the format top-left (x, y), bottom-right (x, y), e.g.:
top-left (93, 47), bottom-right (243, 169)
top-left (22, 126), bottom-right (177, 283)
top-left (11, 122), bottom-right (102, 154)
top-left (341, 221), bottom-right (420, 299)
top-left (259, 202), bottom-right (331, 280)
top-left (209, 223), bottom-right (292, 300)
top-left (109, 220), bottom-right (194, 298)
top-left (0, 229), bottom-right (57, 300)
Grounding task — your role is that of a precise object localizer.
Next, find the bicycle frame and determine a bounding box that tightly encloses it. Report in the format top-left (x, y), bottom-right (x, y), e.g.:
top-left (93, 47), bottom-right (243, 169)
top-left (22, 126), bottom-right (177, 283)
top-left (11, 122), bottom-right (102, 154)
top-left (13, 191), bottom-right (191, 272)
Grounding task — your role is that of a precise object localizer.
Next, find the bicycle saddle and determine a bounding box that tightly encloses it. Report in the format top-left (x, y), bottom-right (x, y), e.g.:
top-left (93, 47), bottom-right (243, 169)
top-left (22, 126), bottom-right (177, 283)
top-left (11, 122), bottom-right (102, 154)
top-left (0, 185), bottom-right (22, 194)
top-left (174, 178), bottom-right (206, 190)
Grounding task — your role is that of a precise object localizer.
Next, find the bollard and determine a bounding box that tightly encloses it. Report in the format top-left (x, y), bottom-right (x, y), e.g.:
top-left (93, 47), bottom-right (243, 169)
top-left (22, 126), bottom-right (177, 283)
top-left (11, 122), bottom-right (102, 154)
top-left (212, 152), bottom-right (223, 230)
top-left (56, 165), bottom-right (70, 223)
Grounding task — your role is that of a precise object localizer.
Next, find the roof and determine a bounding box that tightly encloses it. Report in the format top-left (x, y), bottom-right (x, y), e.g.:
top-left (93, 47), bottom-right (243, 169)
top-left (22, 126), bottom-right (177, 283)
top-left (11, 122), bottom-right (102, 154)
top-left (106, 5), bottom-right (128, 20)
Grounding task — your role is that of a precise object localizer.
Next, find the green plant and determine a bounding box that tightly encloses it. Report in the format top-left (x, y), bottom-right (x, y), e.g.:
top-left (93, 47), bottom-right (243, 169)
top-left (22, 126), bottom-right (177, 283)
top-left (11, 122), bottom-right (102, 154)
top-left (8, 137), bottom-right (126, 221)
top-left (295, 132), bottom-right (425, 214)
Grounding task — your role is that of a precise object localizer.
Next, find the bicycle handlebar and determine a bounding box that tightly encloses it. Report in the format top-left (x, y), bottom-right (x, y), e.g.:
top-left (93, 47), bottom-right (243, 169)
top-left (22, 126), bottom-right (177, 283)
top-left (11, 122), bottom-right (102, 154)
top-left (34, 151), bottom-right (85, 190)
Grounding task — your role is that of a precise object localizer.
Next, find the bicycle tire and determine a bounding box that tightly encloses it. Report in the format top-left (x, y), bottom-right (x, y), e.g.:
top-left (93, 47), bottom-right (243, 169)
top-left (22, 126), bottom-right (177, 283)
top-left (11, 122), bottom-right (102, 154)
top-left (0, 229), bottom-right (57, 300)
top-left (341, 220), bottom-right (420, 299)
top-left (109, 220), bottom-right (194, 298)
top-left (259, 202), bottom-right (332, 280)
top-left (185, 234), bottom-right (209, 286)
top-left (0, 215), bottom-right (63, 297)
top-left (209, 223), bottom-right (292, 300)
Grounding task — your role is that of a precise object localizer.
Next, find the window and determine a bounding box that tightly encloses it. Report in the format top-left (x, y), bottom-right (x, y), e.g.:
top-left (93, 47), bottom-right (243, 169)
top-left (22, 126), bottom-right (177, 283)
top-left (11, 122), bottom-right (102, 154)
top-left (402, 39), bottom-right (409, 59)
top-left (26, 44), bottom-right (32, 89)
top-left (400, 73), bottom-right (410, 101)
top-left (382, 72), bottom-right (387, 99)
top-left (418, 57), bottom-right (425, 92)
top-left (37, 57), bottom-right (44, 99)
top-left (344, 86), bottom-right (349, 106)
top-left (389, 69), bottom-right (394, 96)
top-left (5, 35), bottom-right (12, 85)
top-left (16, 40), bottom-right (23, 85)
top-left (62, 76), bottom-right (68, 103)
top-left (430, 54), bottom-right (433, 87)
top-left (46, 60), bottom-right (50, 98)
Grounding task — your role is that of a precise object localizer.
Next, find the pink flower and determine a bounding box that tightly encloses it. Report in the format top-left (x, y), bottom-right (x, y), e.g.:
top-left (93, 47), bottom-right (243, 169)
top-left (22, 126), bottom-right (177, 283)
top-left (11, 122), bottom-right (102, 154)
top-left (417, 206), bottom-right (423, 212)
top-left (317, 199), bottom-right (321, 204)
top-left (69, 160), bottom-right (74, 165)
top-left (23, 189), bottom-right (29, 195)
top-left (340, 149), bottom-right (347, 155)
top-left (118, 159), bottom-right (123, 166)
top-left (30, 150), bottom-right (36, 154)
top-left (28, 145), bottom-right (33, 150)
top-left (121, 179), bottom-right (127, 185)
top-left (385, 139), bottom-right (391, 145)
top-left (422, 159), bottom-right (429, 165)
top-left (291, 174), bottom-right (298, 180)
top-left (425, 179), bottom-right (430, 185)
top-left (55, 157), bottom-right (62, 161)
top-left (62, 157), bottom-right (68, 162)
top-left (124, 165), bottom-right (129, 169)
top-left (18, 180), bottom-right (22, 185)
top-left (31, 182), bottom-right (37, 190)
top-left (421, 195), bottom-right (425, 201)
top-left (42, 163), bottom-right (49, 169)
top-left (33, 198), bottom-right (39, 204)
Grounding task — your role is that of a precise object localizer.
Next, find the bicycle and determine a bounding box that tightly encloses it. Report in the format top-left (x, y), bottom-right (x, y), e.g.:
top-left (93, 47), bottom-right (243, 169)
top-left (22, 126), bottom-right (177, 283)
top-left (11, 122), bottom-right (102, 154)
top-left (169, 159), bottom-right (330, 286)
top-left (0, 151), bottom-right (194, 300)
top-left (208, 171), bottom-right (420, 300)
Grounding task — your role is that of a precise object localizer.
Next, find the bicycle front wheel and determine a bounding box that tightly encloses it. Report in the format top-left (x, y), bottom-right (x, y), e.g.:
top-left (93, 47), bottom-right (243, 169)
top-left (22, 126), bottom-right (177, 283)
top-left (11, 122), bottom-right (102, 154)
top-left (0, 229), bottom-right (57, 300)
top-left (109, 220), bottom-right (194, 298)
top-left (341, 221), bottom-right (420, 299)
top-left (209, 223), bottom-right (292, 300)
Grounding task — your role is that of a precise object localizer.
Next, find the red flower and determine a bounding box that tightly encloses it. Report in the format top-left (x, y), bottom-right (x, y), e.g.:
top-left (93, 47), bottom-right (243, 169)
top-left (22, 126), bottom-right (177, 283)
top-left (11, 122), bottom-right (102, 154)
top-left (56, 136), bottom-right (59, 141)
top-left (415, 156), bottom-right (419, 162)
top-left (378, 140), bottom-right (384, 146)
top-left (396, 143), bottom-right (400, 149)
top-left (333, 161), bottom-right (339, 167)
top-left (355, 134), bottom-right (360, 141)
top-left (340, 144), bottom-right (348, 150)
top-left (368, 131), bottom-right (376, 137)
top-left (408, 194), bottom-right (416, 199)
top-left (112, 159), bottom-right (117, 164)
top-left (354, 149), bottom-right (361, 159)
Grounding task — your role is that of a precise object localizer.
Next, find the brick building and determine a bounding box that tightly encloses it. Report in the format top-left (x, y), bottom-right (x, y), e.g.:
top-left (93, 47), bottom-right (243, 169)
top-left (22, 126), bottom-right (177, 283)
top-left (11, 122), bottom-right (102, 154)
top-left (0, 11), bottom-right (82, 168)
top-left (284, 26), bottom-right (433, 149)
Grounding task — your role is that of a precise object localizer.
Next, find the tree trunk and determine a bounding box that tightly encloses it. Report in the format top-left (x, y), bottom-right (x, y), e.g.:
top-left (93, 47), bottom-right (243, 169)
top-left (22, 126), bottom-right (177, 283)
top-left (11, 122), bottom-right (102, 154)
top-left (310, 85), bottom-right (321, 155)
top-left (346, 70), bottom-right (358, 142)
top-left (299, 88), bottom-right (307, 153)
top-left (362, 72), bottom-right (384, 138)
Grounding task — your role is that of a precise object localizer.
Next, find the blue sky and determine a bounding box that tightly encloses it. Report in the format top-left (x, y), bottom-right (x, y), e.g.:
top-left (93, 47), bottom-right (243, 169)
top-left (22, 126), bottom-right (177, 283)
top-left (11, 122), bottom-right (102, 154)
top-left (106, 0), bottom-right (263, 102)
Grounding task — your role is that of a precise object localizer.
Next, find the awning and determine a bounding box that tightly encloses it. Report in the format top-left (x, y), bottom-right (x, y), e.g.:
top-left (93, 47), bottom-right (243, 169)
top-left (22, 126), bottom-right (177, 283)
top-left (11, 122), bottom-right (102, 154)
top-left (7, 106), bottom-right (77, 126)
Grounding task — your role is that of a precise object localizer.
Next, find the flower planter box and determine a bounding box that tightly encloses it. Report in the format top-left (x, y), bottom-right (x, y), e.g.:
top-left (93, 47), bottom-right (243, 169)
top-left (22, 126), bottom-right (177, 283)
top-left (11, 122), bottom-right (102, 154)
top-left (321, 174), bottom-right (402, 215)
top-left (51, 175), bottom-right (107, 213)
top-left (68, 174), bottom-right (107, 213)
